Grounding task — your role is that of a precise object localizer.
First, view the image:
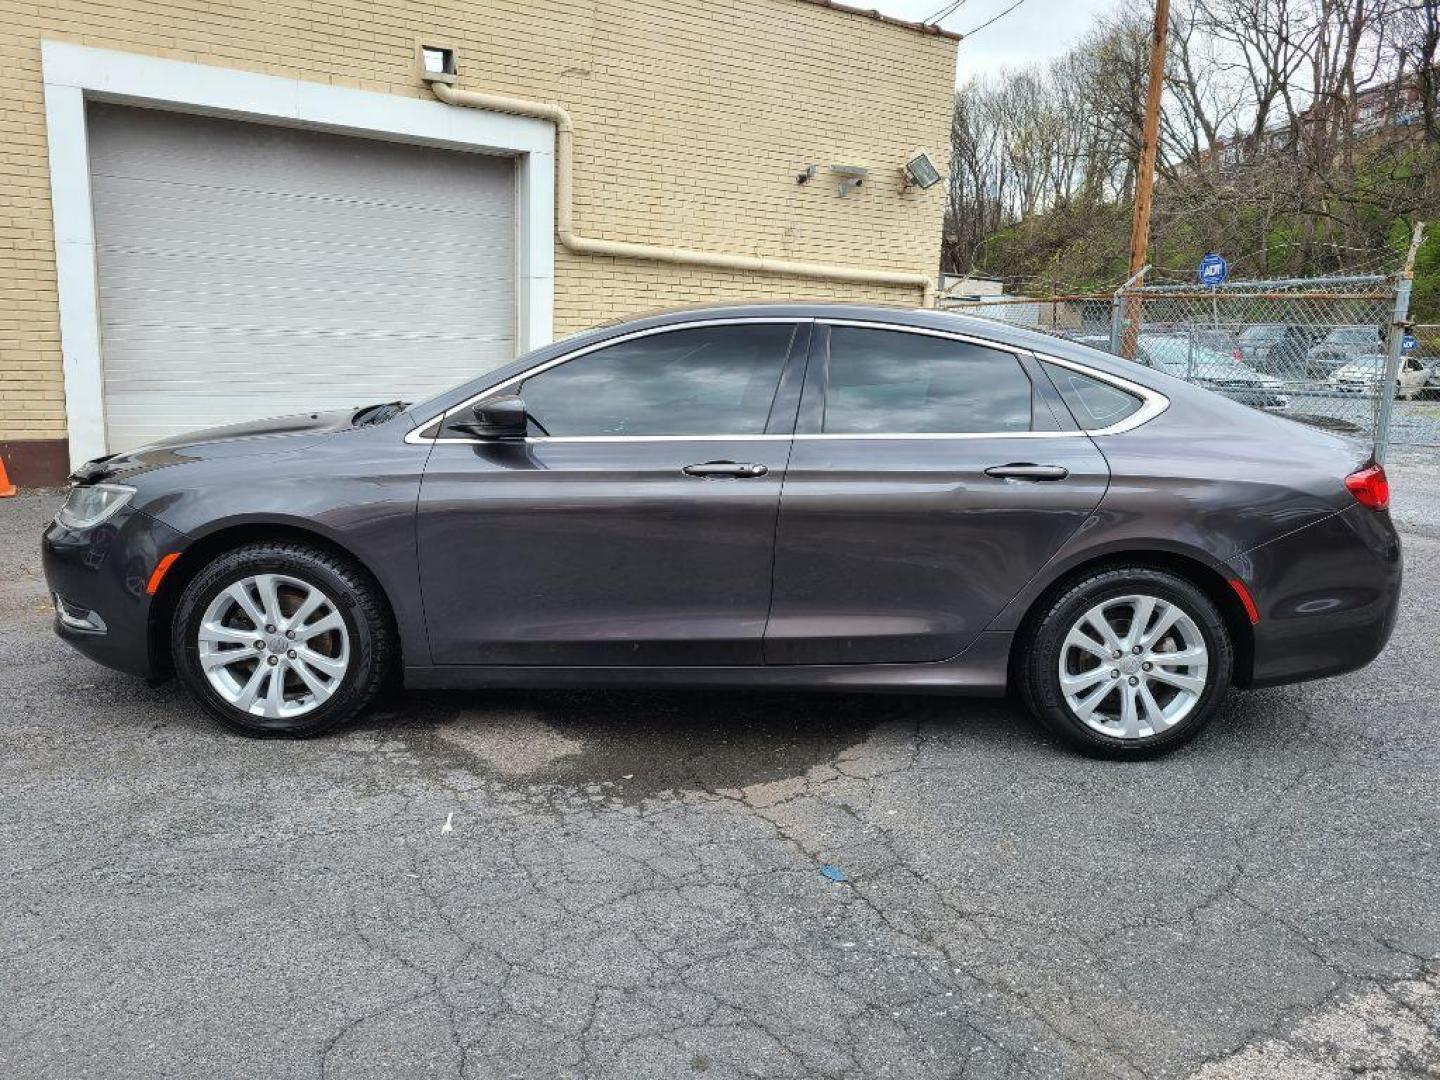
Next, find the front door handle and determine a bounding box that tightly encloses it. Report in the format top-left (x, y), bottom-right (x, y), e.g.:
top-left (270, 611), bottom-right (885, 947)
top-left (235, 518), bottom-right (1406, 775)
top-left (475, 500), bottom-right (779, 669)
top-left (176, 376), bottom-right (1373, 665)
top-left (984, 463), bottom-right (1069, 481)
top-left (683, 461), bottom-right (769, 478)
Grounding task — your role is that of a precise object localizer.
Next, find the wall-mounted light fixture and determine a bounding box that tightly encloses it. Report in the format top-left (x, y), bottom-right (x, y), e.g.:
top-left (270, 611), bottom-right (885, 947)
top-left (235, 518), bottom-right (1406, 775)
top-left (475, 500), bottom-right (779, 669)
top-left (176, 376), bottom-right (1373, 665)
top-left (830, 164), bottom-right (868, 197)
top-left (795, 164), bottom-right (818, 185)
top-left (419, 45), bottom-right (457, 85)
top-left (902, 151), bottom-right (942, 191)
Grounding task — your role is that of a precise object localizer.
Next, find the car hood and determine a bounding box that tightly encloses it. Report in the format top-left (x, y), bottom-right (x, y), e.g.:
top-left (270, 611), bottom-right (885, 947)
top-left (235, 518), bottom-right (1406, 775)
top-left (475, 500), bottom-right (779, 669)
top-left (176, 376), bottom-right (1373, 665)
top-left (70, 409), bottom-right (358, 484)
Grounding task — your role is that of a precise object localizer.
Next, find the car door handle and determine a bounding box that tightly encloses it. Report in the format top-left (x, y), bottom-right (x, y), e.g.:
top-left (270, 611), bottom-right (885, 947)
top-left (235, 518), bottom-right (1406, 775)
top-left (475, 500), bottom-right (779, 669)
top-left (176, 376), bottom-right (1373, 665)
top-left (683, 461), bottom-right (769, 478)
top-left (984, 463), bottom-right (1069, 481)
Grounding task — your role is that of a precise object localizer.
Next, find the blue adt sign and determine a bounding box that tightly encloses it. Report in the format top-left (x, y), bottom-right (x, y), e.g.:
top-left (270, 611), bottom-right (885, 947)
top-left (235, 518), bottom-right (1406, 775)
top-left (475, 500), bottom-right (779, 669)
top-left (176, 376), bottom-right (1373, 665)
top-left (1402, 333), bottom-right (1419, 354)
top-left (1198, 252), bottom-right (1229, 287)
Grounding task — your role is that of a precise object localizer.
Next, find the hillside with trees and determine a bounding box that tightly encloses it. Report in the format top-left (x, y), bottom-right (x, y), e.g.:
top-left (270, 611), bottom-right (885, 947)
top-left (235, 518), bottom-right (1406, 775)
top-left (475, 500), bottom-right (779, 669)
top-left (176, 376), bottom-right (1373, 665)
top-left (944, 0), bottom-right (1440, 314)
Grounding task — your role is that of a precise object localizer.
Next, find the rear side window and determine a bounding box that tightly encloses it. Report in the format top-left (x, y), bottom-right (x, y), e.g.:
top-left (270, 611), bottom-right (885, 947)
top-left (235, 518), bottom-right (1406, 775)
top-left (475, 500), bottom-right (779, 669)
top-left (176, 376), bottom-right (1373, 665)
top-left (822, 327), bottom-right (1033, 434)
top-left (520, 323), bottom-right (795, 436)
top-left (1042, 362), bottom-right (1143, 429)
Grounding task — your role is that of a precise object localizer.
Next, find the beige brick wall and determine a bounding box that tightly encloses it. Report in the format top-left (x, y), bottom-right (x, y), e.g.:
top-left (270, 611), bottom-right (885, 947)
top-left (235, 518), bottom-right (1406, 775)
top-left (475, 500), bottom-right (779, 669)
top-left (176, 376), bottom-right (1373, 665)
top-left (0, 0), bottom-right (956, 444)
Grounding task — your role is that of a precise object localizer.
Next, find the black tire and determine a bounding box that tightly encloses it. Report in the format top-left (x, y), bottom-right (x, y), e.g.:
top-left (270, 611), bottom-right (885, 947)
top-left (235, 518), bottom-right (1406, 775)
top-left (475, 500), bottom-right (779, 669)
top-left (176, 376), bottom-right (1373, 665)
top-left (1019, 567), bottom-right (1233, 759)
top-left (171, 542), bottom-right (393, 737)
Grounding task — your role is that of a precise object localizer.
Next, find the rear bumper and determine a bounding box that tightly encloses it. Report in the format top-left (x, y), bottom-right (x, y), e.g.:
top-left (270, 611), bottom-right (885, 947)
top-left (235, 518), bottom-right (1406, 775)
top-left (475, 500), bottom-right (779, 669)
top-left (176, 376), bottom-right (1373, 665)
top-left (1226, 504), bottom-right (1401, 688)
top-left (41, 508), bottom-right (190, 680)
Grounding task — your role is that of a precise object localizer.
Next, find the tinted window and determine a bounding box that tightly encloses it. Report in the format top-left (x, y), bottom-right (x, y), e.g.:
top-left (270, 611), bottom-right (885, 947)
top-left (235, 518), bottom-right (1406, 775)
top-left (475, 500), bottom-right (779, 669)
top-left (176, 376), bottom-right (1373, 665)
top-left (822, 327), bottom-right (1032, 434)
top-left (1042, 362), bottom-right (1143, 429)
top-left (520, 323), bottom-right (794, 436)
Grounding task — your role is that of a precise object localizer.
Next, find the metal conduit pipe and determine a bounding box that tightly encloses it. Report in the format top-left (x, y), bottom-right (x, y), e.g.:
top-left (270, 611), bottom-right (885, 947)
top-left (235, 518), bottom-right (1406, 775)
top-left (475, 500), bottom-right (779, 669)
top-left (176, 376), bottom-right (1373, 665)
top-left (428, 80), bottom-right (935, 307)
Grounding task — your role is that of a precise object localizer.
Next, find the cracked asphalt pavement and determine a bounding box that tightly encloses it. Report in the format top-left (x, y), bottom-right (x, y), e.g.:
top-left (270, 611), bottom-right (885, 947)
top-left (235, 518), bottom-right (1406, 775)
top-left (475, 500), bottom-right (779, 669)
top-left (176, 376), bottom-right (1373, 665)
top-left (2, 455), bottom-right (1438, 1079)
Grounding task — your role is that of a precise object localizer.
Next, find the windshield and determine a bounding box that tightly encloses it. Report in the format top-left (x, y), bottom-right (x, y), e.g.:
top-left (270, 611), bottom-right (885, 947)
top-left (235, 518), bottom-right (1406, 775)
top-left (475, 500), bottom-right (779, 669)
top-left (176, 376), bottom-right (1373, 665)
top-left (1327, 327), bottom-right (1377, 344)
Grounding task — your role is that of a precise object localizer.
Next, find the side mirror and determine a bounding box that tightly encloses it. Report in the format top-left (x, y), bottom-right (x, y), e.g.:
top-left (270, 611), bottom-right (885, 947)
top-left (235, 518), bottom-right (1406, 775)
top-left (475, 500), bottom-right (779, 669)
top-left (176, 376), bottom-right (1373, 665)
top-left (447, 394), bottom-right (529, 440)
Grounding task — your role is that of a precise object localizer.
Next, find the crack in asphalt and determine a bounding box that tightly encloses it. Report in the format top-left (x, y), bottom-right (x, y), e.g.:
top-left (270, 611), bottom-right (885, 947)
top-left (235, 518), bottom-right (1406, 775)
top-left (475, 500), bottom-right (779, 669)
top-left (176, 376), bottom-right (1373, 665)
top-left (3, 472), bottom-right (1440, 1079)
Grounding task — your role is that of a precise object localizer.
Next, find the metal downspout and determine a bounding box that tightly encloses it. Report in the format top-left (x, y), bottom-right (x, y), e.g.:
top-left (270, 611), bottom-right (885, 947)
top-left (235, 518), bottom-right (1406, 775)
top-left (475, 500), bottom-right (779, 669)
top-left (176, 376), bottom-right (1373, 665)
top-left (427, 80), bottom-right (936, 307)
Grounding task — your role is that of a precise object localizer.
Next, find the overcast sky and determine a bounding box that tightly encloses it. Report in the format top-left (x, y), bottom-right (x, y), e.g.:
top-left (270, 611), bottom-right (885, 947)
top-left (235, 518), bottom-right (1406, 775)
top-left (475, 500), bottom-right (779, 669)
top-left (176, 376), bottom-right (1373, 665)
top-left (866, 0), bottom-right (1117, 82)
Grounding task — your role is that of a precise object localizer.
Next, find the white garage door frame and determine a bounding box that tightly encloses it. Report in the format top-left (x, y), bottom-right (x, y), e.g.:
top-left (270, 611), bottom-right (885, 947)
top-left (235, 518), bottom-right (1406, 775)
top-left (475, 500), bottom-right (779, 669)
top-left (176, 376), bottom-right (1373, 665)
top-left (41, 40), bottom-right (556, 467)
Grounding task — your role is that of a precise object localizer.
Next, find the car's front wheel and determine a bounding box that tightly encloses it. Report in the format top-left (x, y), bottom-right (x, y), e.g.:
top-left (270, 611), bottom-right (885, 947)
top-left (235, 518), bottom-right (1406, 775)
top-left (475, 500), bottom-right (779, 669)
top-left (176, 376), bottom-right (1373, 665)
top-left (171, 542), bottom-right (393, 737)
top-left (1020, 567), bottom-right (1233, 758)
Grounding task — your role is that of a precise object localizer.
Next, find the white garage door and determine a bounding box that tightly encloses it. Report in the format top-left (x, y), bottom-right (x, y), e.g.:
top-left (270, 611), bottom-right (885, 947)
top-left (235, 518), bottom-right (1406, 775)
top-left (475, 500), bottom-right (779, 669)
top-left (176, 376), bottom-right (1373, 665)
top-left (87, 103), bottom-right (517, 451)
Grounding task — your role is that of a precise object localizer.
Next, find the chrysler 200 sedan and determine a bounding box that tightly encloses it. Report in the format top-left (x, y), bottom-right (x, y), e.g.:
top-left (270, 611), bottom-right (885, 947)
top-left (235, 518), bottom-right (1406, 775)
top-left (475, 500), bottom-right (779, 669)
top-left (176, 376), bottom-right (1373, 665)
top-left (42, 305), bottom-right (1401, 758)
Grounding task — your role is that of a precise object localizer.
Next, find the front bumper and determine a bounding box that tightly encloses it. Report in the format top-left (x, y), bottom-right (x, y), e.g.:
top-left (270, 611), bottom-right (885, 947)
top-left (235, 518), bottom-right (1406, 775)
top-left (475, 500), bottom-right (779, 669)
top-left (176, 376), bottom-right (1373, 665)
top-left (41, 507), bottom-right (191, 679)
top-left (1226, 503), bottom-right (1402, 688)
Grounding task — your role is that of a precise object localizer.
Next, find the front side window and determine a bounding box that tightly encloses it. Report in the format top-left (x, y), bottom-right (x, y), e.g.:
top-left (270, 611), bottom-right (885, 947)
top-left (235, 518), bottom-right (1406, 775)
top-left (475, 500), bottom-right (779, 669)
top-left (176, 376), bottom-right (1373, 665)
top-left (519, 323), bottom-right (795, 436)
top-left (822, 327), bottom-right (1033, 434)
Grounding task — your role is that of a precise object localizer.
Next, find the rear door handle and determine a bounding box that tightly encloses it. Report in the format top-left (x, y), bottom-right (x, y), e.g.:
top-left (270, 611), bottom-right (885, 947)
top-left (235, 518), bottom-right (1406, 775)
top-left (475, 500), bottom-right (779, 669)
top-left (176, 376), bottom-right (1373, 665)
top-left (683, 461), bottom-right (769, 478)
top-left (984, 463), bottom-right (1069, 481)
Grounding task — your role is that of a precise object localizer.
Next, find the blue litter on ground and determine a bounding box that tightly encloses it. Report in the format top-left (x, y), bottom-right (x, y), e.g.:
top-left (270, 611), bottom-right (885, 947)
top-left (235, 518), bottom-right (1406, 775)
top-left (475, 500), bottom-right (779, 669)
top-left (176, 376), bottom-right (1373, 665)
top-left (819, 864), bottom-right (849, 882)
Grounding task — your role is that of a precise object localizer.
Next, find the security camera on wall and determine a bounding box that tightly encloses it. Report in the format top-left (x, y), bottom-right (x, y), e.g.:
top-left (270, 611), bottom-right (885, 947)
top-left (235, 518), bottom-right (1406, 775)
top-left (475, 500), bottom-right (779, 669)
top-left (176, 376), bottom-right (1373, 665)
top-left (829, 164), bottom-right (869, 196)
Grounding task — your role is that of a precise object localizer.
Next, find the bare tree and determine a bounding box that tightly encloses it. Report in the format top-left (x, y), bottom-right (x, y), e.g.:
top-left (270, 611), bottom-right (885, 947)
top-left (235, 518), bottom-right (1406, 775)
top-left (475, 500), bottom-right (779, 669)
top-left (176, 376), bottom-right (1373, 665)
top-left (943, 0), bottom-right (1434, 289)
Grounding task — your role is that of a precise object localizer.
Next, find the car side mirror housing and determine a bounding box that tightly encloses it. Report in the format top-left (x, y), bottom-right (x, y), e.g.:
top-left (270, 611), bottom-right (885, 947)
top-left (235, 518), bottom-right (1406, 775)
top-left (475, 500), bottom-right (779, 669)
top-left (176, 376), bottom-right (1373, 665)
top-left (447, 394), bottom-right (529, 440)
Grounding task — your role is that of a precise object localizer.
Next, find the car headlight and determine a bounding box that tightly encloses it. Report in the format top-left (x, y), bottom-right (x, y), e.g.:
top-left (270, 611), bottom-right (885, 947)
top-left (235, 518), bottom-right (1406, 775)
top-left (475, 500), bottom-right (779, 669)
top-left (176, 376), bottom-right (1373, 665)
top-left (55, 483), bottom-right (136, 529)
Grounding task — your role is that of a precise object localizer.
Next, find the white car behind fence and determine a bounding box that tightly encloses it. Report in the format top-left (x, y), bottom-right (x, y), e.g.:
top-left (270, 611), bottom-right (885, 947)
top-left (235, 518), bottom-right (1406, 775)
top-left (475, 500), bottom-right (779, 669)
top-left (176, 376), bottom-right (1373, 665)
top-left (1327, 354), bottom-right (1429, 399)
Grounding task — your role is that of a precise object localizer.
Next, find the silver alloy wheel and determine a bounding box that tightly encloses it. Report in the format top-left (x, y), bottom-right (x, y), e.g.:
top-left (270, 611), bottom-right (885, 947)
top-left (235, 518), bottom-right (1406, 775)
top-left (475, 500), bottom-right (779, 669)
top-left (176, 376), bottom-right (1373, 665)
top-left (197, 573), bottom-right (351, 720)
top-left (1058, 593), bottom-right (1209, 740)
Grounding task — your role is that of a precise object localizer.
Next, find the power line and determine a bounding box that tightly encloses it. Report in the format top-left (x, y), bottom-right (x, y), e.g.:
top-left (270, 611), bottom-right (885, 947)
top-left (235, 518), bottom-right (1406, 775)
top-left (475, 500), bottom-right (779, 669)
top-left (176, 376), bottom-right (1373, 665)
top-left (959, 0), bottom-right (1030, 37)
top-left (922, 0), bottom-right (967, 25)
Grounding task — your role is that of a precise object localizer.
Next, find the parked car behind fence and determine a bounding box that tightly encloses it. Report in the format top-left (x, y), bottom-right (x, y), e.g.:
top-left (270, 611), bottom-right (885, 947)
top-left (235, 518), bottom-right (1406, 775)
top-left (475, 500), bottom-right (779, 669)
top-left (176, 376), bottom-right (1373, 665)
top-left (1327, 354), bottom-right (1429, 399)
top-left (1306, 325), bottom-right (1384, 377)
top-left (1238, 324), bottom-right (1321, 378)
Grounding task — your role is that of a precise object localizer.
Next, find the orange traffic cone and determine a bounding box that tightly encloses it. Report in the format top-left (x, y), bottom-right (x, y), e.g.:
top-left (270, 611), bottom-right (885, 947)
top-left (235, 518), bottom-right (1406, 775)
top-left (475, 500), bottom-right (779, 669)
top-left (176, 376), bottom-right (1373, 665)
top-left (0, 454), bottom-right (16, 498)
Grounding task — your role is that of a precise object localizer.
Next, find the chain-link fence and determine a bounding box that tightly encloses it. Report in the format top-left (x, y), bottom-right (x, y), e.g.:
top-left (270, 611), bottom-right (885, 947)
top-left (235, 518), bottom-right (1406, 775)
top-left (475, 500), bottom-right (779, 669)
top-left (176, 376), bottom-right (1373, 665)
top-left (944, 268), bottom-right (1440, 454)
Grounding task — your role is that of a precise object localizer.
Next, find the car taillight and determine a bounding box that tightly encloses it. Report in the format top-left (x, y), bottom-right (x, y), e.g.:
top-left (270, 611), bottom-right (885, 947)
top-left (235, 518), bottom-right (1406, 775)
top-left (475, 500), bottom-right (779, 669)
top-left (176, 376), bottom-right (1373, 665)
top-left (1344, 464), bottom-right (1389, 510)
top-left (1232, 348), bottom-right (1243, 361)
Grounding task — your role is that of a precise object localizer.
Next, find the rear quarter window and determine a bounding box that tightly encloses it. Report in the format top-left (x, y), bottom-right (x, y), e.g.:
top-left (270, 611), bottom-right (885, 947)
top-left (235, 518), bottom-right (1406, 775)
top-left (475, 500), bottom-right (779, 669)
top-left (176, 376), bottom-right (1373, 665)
top-left (1041, 362), bottom-right (1144, 430)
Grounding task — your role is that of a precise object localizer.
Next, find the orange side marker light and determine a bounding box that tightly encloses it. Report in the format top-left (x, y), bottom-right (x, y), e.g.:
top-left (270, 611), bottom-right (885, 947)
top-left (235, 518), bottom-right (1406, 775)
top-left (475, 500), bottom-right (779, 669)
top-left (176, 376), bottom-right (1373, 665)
top-left (145, 552), bottom-right (181, 596)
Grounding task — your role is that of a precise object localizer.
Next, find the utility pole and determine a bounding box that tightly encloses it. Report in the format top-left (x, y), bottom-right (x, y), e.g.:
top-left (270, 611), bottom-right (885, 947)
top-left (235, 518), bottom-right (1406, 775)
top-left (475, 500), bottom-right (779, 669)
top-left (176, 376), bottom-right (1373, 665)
top-left (1120, 0), bottom-right (1170, 359)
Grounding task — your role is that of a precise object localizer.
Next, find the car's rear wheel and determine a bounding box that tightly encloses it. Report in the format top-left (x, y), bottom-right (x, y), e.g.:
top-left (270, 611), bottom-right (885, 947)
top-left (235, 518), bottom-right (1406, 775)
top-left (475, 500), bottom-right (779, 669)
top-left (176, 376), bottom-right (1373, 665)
top-left (171, 542), bottom-right (392, 737)
top-left (1020, 567), bottom-right (1233, 759)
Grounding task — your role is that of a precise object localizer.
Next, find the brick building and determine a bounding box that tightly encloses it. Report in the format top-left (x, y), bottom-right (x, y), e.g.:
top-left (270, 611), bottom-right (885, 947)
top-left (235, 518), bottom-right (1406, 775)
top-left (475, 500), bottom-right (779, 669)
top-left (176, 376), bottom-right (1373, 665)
top-left (0, 0), bottom-right (958, 484)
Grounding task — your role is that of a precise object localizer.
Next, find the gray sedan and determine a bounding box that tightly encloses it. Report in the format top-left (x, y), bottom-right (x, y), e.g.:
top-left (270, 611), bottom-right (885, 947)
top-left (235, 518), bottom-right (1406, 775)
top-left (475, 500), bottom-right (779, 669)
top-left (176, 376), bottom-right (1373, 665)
top-left (42, 305), bottom-right (1401, 758)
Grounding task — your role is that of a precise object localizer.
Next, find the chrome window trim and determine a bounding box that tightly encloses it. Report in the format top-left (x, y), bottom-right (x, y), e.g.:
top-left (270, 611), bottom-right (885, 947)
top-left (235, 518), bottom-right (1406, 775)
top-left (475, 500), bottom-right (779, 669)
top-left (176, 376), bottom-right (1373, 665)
top-left (405, 315), bottom-right (1170, 445)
